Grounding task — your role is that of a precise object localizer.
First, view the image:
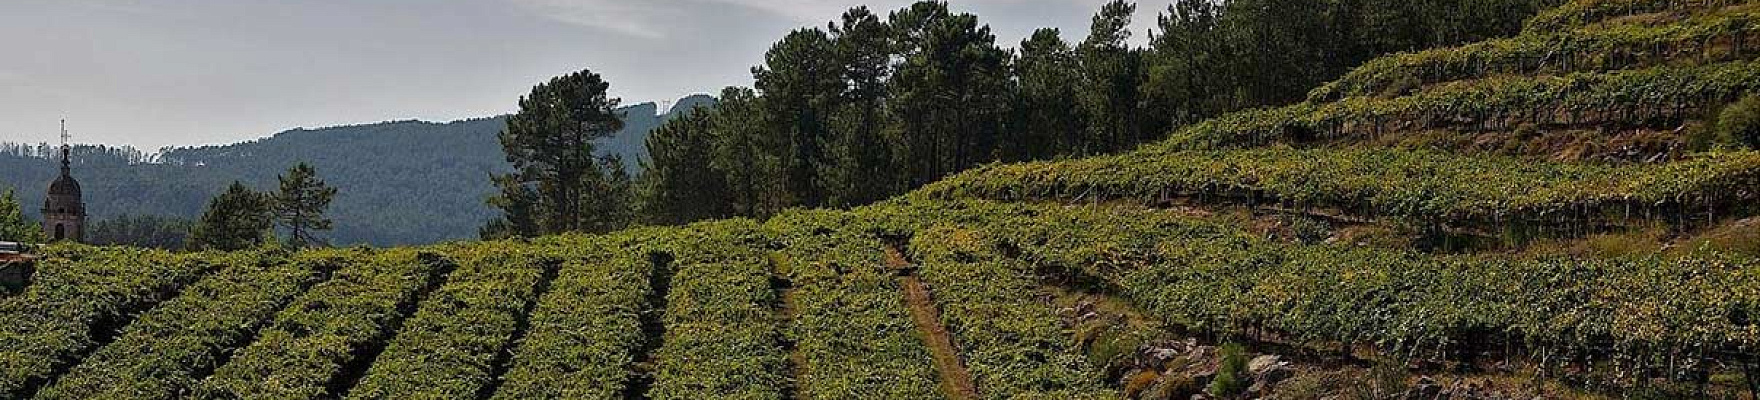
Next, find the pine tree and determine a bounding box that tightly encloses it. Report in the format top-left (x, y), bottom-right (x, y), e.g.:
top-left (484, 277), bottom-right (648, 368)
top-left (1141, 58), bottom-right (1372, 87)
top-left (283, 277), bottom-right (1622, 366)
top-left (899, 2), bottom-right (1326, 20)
top-left (481, 174), bottom-right (540, 240)
top-left (638, 106), bottom-right (732, 225)
top-left (822, 6), bottom-right (898, 206)
top-left (1013, 28), bottom-right (1085, 159)
top-left (190, 182), bottom-right (273, 251)
top-left (485, 69), bottom-right (630, 237)
top-left (592, 155), bottom-right (635, 232)
top-left (1078, 0), bottom-right (1144, 152)
top-left (707, 87), bottom-right (790, 218)
top-left (0, 189), bottom-right (44, 243)
top-left (754, 28), bottom-right (843, 207)
top-left (888, 1), bottom-right (1012, 186)
top-left (272, 162), bottom-right (338, 248)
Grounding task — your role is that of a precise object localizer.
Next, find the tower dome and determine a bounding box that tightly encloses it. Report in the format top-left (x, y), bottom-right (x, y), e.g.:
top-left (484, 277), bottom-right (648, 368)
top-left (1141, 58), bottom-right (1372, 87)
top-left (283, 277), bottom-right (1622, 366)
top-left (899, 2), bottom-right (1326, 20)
top-left (44, 149), bottom-right (84, 216)
top-left (42, 122), bottom-right (85, 243)
top-left (48, 171), bottom-right (81, 200)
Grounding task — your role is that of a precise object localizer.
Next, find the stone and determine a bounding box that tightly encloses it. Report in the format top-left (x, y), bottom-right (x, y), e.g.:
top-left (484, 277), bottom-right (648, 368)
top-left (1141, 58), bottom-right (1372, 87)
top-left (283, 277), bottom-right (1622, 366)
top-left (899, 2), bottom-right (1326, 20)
top-left (1247, 354), bottom-right (1294, 385)
top-left (1247, 355), bottom-right (1282, 374)
top-left (1149, 347), bottom-right (1183, 361)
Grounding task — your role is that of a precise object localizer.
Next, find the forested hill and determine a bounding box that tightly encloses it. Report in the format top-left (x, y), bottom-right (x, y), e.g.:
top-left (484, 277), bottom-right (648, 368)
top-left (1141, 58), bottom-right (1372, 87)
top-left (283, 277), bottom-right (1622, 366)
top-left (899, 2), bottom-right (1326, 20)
top-left (0, 94), bottom-right (716, 246)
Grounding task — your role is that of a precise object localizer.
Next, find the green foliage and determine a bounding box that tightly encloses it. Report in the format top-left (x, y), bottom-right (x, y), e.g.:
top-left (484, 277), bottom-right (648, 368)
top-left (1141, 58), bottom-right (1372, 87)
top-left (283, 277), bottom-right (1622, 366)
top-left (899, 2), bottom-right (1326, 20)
top-left (1078, 0), bottom-right (1145, 154)
top-left (37, 250), bottom-right (321, 400)
top-left (0, 189), bottom-right (43, 243)
top-left (822, 7), bottom-right (899, 207)
top-left (1172, 59), bottom-right (1760, 149)
top-left (1718, 94), bottom-right (1760, 148)
top-left (0, 247), bottom-right (203, 399)
top-left (1141, 0), bottom-right (1553, 133)
top-left (1207, 343), bottom-right (1249, 398)
top-left (707, 87), bottom-right (791, 218)
top-left (888, 2), bottom-right (1014, 188)
top-left (910, 225), bottom-right (1119, 399)
top-left (490, 236), bottom-right (654, 400)
top-left (1524, 0), bottom-right (1747, 32)
top-left (273, 162), bottom-right (338, 248)
top-left (86, 214), bottom-right (191, 249)
top-left (765, 211), bottom-right (944, 399)
top-left (1014, 28), bottom-right (1087, 158)
top-left (638, 106), bottom-right (734, 225)
top-left (195, 249), bottom-right (441, 399)
top-left (923, 146), bottom-right (1760, 232)
top-left (346, 247), bottom-right (550, 399)
top-left (646, 221), bottom-right (791, 400)
top-left (754, 27), bottom-right (843, 207)
top-left (902, 200), bottom-right (1760, 374)
top-left (486, 69), bottom-right (632, 238)
top-left (621, 0), bottom-right (1551, 227)
top-left (190, 182), bottom-right (274, 251)
top-left (1314, 7), bottom-right (1760, 101)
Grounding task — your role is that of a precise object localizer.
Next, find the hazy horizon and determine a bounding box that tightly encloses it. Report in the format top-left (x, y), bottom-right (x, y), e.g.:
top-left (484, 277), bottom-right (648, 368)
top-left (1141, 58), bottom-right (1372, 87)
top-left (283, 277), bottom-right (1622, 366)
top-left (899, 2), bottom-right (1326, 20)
top-left (1, 0), bottom-right (1169, 151)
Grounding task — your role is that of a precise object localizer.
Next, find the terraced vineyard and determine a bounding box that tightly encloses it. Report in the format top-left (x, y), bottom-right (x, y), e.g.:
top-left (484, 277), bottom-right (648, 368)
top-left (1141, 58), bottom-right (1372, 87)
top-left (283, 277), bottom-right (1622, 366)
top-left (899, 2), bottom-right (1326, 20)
top-left (6, 0), bottom-right (1760, 398)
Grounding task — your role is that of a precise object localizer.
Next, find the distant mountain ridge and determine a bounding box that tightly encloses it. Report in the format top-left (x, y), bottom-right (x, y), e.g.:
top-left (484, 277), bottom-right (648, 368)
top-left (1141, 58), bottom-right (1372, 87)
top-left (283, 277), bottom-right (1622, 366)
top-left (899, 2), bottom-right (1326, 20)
top-left (0, 94), bottom-right (717, 246)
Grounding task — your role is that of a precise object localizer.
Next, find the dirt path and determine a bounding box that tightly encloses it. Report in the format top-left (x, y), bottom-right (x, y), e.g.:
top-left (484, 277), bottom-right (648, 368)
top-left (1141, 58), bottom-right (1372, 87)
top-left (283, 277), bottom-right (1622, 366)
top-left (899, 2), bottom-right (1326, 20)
top-left (776, 273), bottom-right (804, 400)
top-left (887, 245), bottom-right (979, 400)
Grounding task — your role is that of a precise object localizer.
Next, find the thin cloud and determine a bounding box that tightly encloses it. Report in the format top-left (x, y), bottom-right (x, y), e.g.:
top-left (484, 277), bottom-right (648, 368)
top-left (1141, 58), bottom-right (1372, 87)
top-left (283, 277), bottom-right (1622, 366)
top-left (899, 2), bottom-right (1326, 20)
top-left (504, 0), bottom-right (682, 39)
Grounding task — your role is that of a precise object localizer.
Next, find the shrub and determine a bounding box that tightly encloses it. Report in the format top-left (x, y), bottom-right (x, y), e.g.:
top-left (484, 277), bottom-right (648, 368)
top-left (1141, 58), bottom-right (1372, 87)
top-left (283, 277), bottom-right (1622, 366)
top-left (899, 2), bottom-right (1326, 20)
top-left (1208, 343), bottom-right (1249, 398)
top-left (1719, 94), bottom-right (1760, 149)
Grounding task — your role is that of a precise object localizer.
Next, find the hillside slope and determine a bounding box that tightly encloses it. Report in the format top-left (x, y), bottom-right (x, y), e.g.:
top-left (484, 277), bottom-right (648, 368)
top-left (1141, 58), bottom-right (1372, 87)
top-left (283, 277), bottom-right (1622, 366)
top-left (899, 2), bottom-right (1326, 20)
top-left (5, 1), bottom-right (1760, 399)
top-left (0, 95), bottom-right (716, 246)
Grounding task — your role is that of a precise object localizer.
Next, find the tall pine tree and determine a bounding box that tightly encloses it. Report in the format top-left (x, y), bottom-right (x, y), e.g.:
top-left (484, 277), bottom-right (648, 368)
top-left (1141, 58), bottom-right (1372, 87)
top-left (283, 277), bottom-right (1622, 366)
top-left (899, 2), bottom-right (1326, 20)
top-left (1078, 0), bottom-right (1145, 152)
top-left (484, 69), bottom-right (631, 238)
top-left (272, 162), bottom-right (337, 248)
top-left (190, 182), bottom-right (273, 251)
top-left (637, 106), bottom-right (731, 225)
top-left (754, 28), bottom-right (844, 208)
top-left (707, 87), bottom-right (790, 218)
top-left (888, 1), bottom-right (1011, 186)
top-left (1013, 28), bottom-right (1085, 159)
top-left (821, 6), bottom-right (899, 207)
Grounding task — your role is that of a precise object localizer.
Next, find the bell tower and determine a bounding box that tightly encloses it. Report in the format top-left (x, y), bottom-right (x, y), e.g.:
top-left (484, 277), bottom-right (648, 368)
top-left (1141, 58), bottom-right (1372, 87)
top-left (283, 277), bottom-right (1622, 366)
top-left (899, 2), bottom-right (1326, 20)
top-left (42, 120), bottom-right (85, 243)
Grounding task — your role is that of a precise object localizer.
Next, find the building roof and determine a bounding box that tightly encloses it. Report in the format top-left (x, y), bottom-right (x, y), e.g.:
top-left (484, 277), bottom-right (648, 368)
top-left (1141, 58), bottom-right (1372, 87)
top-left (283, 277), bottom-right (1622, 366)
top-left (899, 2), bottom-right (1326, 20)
top-left (44, 145), bottom-right (83, 208)
top-left (48, 173), bottom-right (80, 197)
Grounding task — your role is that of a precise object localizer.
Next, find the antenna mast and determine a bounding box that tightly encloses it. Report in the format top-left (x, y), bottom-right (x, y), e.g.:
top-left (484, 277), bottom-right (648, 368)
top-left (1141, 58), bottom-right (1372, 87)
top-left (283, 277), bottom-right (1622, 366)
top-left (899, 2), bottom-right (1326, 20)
top-left (60, 119), bottom-right (70, 147)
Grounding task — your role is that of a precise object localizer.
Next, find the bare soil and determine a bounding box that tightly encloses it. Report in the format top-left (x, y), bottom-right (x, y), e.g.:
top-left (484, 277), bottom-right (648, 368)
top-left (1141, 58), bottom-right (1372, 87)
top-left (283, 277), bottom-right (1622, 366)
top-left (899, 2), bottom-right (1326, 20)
top-left (887, 245), bottom-right (979, 400)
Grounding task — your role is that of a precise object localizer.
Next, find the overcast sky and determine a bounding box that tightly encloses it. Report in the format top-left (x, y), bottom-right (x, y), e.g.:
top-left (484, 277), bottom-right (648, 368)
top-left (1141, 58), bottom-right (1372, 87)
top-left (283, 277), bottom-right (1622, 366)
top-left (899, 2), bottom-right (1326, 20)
top-left (0, 0), bottom-right (1172, 151)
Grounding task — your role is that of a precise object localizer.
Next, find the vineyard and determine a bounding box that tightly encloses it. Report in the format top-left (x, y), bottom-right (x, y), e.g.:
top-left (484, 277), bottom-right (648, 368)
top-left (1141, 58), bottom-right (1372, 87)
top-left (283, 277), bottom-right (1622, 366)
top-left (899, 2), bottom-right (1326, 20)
top-left (6, 0), bottom-right (1760, 398)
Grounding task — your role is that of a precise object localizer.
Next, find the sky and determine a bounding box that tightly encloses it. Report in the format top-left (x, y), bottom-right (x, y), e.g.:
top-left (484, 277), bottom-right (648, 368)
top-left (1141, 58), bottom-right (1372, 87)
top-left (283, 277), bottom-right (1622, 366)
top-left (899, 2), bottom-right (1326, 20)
top-left (0, 0), bottom-right (1173, 151)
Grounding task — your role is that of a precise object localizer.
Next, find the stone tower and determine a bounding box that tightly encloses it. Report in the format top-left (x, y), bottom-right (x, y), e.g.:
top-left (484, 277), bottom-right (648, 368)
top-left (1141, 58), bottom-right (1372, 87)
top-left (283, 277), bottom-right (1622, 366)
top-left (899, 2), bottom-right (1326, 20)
top-left (43, 121), bottom-right (84, 243)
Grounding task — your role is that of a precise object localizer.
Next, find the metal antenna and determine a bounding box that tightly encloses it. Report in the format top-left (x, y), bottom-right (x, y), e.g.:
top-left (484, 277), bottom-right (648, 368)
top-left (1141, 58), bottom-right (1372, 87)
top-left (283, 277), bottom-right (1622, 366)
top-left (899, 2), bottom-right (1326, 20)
top-left (60, 119), bottom-right (69, 147)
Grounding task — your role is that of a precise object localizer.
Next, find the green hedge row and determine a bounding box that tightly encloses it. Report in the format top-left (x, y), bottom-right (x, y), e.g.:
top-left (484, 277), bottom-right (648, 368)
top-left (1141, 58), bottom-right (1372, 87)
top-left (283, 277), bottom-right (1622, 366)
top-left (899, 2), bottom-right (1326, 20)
top-left (194, 249), bottom-right (444, 400)
top-left (647, 221), bottom-right (791, 400)
top-left (920, 146), bottom-right (1760, 232)
top-left (489, 234), bottom-right (654, 400)
top-left (923, 201), bottom-right (1760, 376)
top-left (345, 244), bottom-right (551, 399)
top-left (1171, 59), bottom-right (1760, 149)
top-left (910, 224), bottom-right (1118, 400)
top-left (38, 250), bottom-right (324, 400)
top-left (768, 210), bottom-right (946, 399)
top-left (1314, 8), bottom-right (1760, 101)
top-left (0, 246), bottom-right (205, 398)
top-left (1525, 0), bottom-right (1751, 33)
